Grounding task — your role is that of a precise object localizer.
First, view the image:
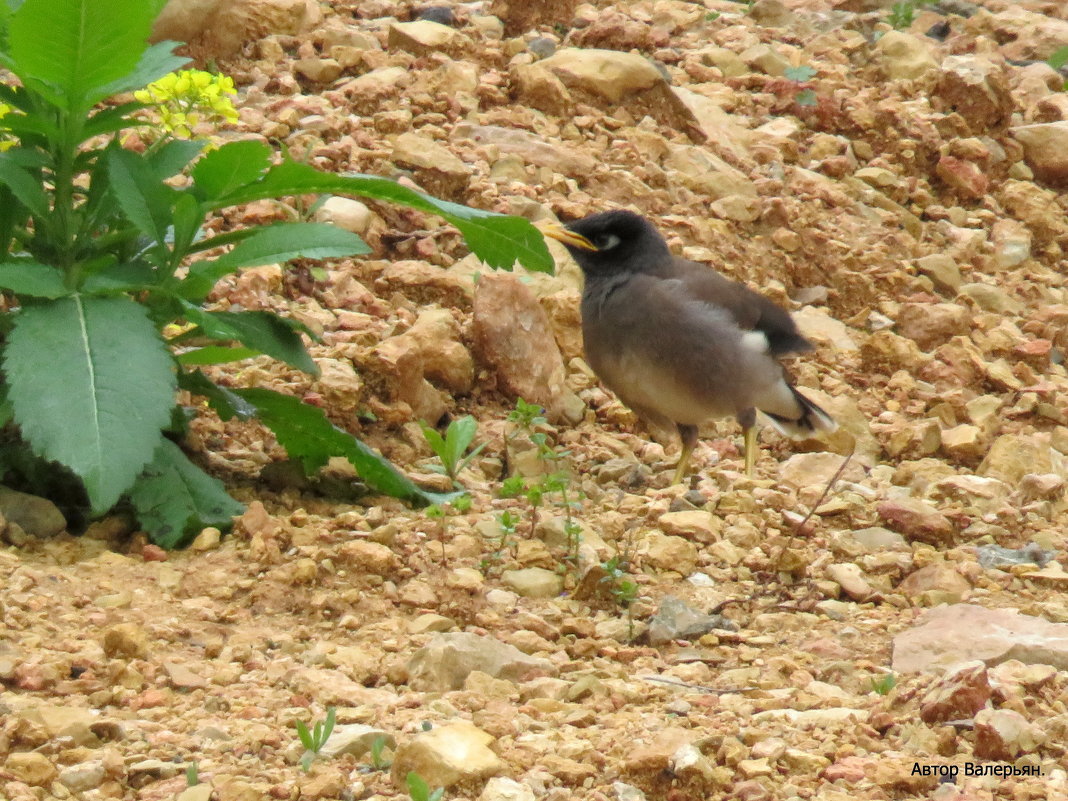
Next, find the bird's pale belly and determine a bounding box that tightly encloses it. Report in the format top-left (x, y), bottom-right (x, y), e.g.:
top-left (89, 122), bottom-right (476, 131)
top-left (591, 349), bottom-right (736, 426)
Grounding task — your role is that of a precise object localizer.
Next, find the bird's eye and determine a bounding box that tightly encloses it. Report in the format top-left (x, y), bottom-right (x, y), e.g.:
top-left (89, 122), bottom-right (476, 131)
top-left (596, 233), bottom-right (621, 250)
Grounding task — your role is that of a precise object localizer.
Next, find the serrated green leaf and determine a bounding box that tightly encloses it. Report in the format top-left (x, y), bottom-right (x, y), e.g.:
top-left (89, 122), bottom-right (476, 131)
top-left (211, 160), bottom-right (554, 273)
top-left (795, 89), bottom-right (818, 107)
top-left (3, 295), bottom-right (176, 513)
top-left (0, 262), bottom-right (68, 298)
top-left (177, 369), bottom-right (257, 421)
top-left (1048, 45), bottom-right (1068, 71)
top-left (234, 387), bottom-right (440, 505)
top-left (180, 221), bottom-right (370, 300)
top-left (127, 437), bottom-right (243, 548)
top-left (145, 138), bottom-right (205, 181)
top-left (81, 261), bottom-right (159, 293)
top-left (784, 65), bottom-right (817, 82)
top-left (0, 152), bottom-right (50, 218)
top-left (107, 146), bottom-right (179, 246)
top-left (175, 345), bottom-right (261, 366)
top-left (8, 0), bottom-right (156, 110)
top-left (180, 305), bottom-right (318, 375)
top-left (94, 39), bottom-right (189, 99)
top-left (191, 140), bottom-right (272, 201)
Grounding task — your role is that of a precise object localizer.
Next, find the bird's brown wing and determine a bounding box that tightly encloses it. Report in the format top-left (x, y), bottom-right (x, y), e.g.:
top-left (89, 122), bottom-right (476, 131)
top-left (664, 259), bottom-right (813, 357)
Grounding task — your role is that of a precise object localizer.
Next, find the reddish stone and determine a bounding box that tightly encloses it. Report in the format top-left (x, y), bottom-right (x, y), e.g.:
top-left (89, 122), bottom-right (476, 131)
top-left (920, 661), bottom-right (991, 723)
top-left (936, 156), bottom-right (989, 199)
top-left (141, 544), bottom-right (167, 562)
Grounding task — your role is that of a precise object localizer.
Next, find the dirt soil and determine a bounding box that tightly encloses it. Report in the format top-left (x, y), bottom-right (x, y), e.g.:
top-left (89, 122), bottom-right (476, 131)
top-left (4, 0), bottom-right (1068, 800)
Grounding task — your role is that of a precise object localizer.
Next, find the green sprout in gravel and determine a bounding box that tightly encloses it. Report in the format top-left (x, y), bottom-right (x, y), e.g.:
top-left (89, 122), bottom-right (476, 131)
top-left (420, 415), bottom-right (487, 487)
top-left (407, 771), bottom-right (445, 801)
top-left (887, 0), bottom-right (935, 30)
top-left (185, 761), bottom-right (199, 787)
top-left (296, 706), bottom-right (336, 772)
top-left (871, 672), bottom-right (898, 695)
top-left (601, 540), bottom-right (641, 641)
top-left (784, 65), bottom-right (818, 108)
top-left (368, 734), bottom-right (391, 771)
top-left (425, 493), bottom-right (471, 566)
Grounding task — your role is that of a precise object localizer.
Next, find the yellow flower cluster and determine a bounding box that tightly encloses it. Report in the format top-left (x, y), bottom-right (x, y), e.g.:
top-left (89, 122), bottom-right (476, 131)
top-left (133, 70), bottom-right (239, 139)
top-left (0, 103), bottom-right (14, 151)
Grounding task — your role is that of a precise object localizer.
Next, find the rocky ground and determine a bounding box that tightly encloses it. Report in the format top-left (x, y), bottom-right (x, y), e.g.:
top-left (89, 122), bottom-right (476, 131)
top-left (5, 0), bottom-right (1068, 799)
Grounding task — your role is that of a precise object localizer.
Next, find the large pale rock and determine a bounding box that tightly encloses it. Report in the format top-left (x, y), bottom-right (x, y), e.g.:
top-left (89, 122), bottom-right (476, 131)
top-left (537, 48), bottom-right (702, 139)
top-left (539, 48), bottom-right (661, 103)
top-left (935, 55), bottom-right (1012, 132)
top-left (312, 197), bottom-right (377, 236)
top-left (978, 434), bottom-right (1057, 485)
top-left (663, 145), bottom-right (755, 199)
top-left (974, 709), bottom-right (1045, 761)
top-left (892, 604), bottom-right (1068, 673)
top-left (391, 721), bottom-right (502, 788)
top-left (1011, 121), bottom-right (1068, 186)
top-left (471, 272), bottom-right (584, 425)
top-left (643, 532), bottom-right (697, 576)
top-left (154, 0), bottom-right (320, 59)
top-left (392, 133), bottom-right (471, 200)
top-left (511, 62), bottom-right (574, 116)
top-left (407, 632), bottom-right (554, 691)
top-left (792, 307), bottom-right (858, 352)
top-left (919, 661), bottom-right (991, 724)
top-left (778, 452), bottom-right (865, 490)
top-left (394, 308), bottom-right (474, 394)
top-left (896, 564), bottom-right (971, 604)
top-left (480, 777), bottom-right (536, 801)
top-left (876, 497), bottom-right (955, 546)
top-left (895, 302), bottom-right (971, 351)
top-left (647, 597), bottom-right (733, 645)
top-left (461, 124), bottom-right (597, 176)
top-left (343, 67), bottom-right (410, 115)
top-left (501, 567), bottom-right (563, 598)
top-left (875, 31), bottom-right (938, 81)
top-left (387, 20), bottom-right (469, 55)
top-left (0, 486), bottom-right (65, 538)
top-left (4, 751), bottom-right (56, 786)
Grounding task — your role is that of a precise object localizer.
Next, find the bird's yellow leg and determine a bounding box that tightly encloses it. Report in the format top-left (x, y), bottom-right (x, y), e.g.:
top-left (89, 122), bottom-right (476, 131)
top-left (673, 424), bottom-right (699, 484)
top-left (744, 425), bottom-right (757, 477)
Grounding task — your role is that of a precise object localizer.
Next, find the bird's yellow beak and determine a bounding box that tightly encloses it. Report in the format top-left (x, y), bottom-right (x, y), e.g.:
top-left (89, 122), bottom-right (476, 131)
top-left (536, 220), bottom-right (598, 251)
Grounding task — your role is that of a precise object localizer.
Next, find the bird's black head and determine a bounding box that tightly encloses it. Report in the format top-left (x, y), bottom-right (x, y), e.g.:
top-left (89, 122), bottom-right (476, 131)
top-left (550, 210), bottom-right (671, 277)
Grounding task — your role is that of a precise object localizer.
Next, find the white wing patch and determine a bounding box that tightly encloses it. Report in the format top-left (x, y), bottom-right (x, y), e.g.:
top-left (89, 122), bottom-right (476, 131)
top-left (741, 330), bottom-right (770, 355)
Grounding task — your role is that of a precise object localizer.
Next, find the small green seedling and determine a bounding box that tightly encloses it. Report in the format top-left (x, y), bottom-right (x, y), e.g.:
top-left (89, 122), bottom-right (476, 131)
top-left (369, 734), bottom-right (391, 770)
top-left (887, 0), bottom-right (935, 30)
top-left (424, 494), bottom-right (471, 566)
top-left (420, 416), bottom-right (487, 485)
top-left (407, 771), bottom-right (445, 801)
top-left (784, 65), bottom-right (818, 107)
top-left (295, 706), bottom-right (336, 772)
top-left (601, 551), bottom-right (641, 641)
top-left (185, 761), bottom-right (199, 787)
top-left (871, 673), bottom-right (897, 695)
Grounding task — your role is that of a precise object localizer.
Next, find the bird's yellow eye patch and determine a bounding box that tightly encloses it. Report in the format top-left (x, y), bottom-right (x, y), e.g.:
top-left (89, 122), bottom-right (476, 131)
top-left (535, 220), bottom-right (599, 251)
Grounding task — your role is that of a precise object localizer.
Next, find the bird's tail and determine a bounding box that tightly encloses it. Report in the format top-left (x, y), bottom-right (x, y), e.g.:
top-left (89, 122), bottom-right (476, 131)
top-left (761, 387), bottom-right (837, 439)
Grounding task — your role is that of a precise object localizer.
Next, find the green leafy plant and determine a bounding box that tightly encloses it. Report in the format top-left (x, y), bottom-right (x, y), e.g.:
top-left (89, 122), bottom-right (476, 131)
top-left (424, 493), bottom-right (471, 566)
top-left (185, 761), bottom-right (199, 787)
top-left (420, 415), bottom-right (487, 485)
top-left (784, 65), bottom-right (818, 108)
top-left (887, 0), bottom-right (934, 30)
top-left (481, 508), bottom-right (520, 574)
top-left (0, 0), bottom-right (552, 547)
top-left (296, 706), bottom-right (336, 773)
top-left (601, 545), bottom-right (641, 640)
top-left (407, 771), bottom-right (445, 801)
top-left (871, 673), bottom-right (897, 695)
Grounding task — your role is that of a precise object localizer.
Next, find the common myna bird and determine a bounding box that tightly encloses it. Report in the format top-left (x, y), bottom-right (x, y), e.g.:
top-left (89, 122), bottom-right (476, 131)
top-left (540, 210), bottom-right (836, 483)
